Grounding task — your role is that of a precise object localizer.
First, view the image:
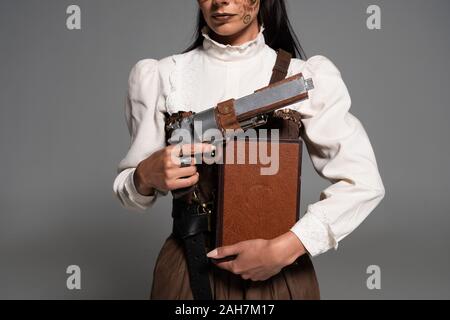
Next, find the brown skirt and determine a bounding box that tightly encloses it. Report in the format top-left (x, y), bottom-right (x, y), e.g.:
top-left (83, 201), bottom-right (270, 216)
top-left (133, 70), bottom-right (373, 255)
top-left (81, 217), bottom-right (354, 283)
top-left (150, 233), bottom-right (320, 300)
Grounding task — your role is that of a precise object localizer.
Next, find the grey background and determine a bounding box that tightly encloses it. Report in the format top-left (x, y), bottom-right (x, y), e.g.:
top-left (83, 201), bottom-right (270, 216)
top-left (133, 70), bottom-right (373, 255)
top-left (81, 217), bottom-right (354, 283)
top-left (1, 0), bottom-right (449, 299)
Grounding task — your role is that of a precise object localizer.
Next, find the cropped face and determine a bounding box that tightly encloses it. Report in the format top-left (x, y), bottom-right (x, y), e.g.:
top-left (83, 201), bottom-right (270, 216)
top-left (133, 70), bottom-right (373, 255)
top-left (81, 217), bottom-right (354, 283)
top-left (197, 0), bottom-right (260, 36)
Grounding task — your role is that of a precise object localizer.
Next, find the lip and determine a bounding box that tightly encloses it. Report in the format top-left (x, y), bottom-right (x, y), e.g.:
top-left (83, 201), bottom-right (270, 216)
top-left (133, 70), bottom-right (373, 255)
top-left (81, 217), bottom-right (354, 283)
top-left (212, 13), bottom-right (236, 17)
top-left (212, 14), bottom-right (236, 21)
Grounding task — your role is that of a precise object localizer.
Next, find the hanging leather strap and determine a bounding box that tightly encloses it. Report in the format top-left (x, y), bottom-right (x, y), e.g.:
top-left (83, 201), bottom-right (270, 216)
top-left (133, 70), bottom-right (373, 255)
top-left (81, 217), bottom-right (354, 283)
top-left (269, 49), bottom-right (292, 84)
top-left (172, 199), bottom-right (212, 300)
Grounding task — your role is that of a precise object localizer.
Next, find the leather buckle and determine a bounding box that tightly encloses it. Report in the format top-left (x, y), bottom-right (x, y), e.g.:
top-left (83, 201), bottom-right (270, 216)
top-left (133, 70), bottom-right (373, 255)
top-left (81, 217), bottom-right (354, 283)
top-left (192, 190), bottom-right (214, 232)
top-left (196, 202), bottom-right (213, 232)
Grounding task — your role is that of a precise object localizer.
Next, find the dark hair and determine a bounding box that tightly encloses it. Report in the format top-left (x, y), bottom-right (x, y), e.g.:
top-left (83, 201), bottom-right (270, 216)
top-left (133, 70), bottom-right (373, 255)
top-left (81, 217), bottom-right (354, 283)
top-left (182, 0), bottom-right (307, 60)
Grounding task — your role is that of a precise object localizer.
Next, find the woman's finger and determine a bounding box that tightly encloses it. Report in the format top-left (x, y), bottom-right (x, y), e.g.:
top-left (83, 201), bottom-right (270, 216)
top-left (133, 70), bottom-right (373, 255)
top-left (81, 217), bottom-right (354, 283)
top-left (167, 166), bottom-right (197, 179)
top-left (207, 243), bottom-right (242, 259)
top-left (181, 143), bottom-right (215, 156)
top-left (167, 143), bottom-right (215, 164)
top-left (213, 260), bottom-right (235, 273)
top-left (171, 172), bottom-right (200, 189)
top-left (169, 155), bottom-right (195, 167)
top-left (241, 273), bottom-right (251, 280)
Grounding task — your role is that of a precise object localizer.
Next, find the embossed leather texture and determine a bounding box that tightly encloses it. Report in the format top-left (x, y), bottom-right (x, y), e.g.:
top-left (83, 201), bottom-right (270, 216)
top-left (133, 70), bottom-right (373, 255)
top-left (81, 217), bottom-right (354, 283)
top-left (216, 137), bottom-right (302, 247)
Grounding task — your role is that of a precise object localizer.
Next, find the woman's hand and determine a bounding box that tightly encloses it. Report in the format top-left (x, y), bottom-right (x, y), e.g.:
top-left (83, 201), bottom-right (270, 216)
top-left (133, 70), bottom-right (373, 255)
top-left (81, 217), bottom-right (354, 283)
top-left (133, 143), bottom-right (215, 196)
top-left (207, 231), bottom-right (307, 282)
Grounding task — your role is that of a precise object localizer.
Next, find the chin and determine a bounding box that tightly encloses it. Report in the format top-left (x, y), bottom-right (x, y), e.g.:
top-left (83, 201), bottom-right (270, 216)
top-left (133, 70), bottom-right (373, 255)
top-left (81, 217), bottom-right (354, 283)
top-left (210, 23), bottom-right (241, 36)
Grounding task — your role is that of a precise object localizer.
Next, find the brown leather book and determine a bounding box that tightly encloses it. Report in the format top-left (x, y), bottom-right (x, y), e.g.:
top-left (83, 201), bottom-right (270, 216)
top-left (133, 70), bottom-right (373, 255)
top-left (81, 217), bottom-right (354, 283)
top-left (215, 136), bottom-right (302, 247)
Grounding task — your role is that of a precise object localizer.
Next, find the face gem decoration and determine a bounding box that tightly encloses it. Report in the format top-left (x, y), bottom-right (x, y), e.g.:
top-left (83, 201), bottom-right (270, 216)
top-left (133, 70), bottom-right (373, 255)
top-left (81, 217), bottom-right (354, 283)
top-left (240, 0), bottom-right (259, 24)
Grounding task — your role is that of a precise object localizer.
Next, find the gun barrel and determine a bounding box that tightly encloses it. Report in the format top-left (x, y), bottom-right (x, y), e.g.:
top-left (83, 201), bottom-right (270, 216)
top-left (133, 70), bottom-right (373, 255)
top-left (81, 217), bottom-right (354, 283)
top-left (176, 73), bottom-right (314, 144)
top-left (234, 73), bottom-right (313, 121)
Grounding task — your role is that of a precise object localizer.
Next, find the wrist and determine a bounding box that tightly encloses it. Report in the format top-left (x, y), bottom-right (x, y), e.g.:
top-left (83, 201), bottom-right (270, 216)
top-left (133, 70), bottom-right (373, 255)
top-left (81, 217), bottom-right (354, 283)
top-left (133, 165), bottom-right (155, 197)
top-left (270, 231), bottom-right (307, 265)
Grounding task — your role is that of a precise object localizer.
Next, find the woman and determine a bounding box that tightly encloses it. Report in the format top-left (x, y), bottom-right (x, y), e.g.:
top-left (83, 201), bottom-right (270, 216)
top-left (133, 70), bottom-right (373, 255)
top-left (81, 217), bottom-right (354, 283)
top-left (113, 0), bottom-right (385, 300)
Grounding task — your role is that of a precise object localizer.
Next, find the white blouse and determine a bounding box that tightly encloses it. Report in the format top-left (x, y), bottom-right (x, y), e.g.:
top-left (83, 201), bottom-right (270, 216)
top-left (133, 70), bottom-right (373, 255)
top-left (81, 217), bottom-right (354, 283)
top-left (112, 24), bottom-right (385, 257)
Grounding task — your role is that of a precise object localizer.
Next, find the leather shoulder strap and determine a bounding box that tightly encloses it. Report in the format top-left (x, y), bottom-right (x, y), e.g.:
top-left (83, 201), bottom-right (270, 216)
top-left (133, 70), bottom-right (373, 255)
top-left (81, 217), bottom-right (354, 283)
top-left (269, 48), bottom-right (292, 84)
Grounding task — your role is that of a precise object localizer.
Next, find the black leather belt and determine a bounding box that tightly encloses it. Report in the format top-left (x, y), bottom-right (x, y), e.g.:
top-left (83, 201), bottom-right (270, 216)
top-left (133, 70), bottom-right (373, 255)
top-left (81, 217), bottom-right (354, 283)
top-left (171, 198), bottom-right (213, 300)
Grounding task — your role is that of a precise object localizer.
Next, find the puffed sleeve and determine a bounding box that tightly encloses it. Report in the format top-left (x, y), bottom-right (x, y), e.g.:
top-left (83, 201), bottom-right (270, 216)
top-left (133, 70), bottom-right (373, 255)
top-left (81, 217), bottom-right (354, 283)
top-left (289, 55), bottom-right (385, 257)
top-left (112, 59), bottom-right (168, 211)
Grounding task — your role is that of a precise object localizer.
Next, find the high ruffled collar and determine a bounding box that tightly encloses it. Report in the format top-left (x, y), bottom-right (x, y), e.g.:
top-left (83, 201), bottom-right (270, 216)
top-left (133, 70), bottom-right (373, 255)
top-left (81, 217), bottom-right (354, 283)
top-left (201, 24), bottom-right (266, 62)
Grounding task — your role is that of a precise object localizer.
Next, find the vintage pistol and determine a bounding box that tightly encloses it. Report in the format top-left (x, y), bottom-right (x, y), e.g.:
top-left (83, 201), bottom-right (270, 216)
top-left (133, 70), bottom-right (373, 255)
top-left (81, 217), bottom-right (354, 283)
top-left (167, 73), bottom-right (314, 149)
top-left (165, 73), bottom-right (314, 200)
